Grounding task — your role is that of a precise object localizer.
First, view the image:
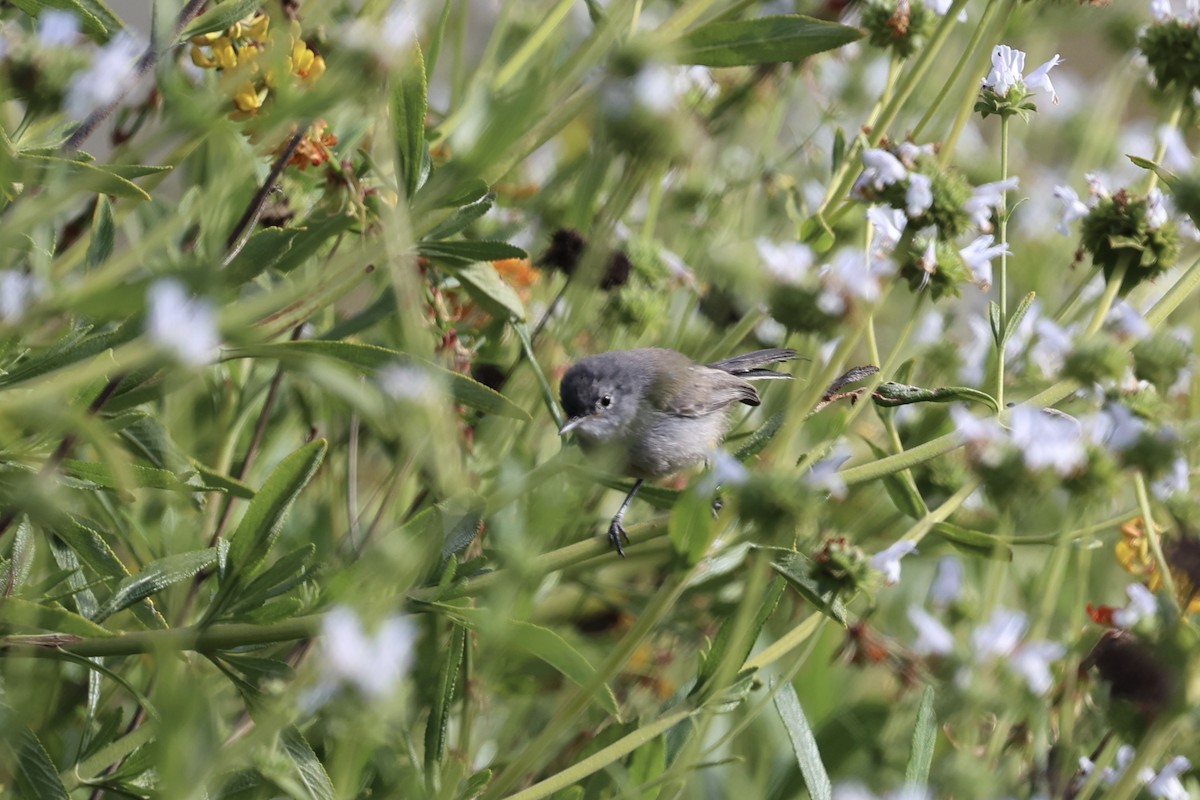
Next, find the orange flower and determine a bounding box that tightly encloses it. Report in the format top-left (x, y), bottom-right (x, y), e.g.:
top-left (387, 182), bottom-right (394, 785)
top-left (493, 258), bottom-right (539, 291)
top-left (286, 121), bottom-right (339, 170)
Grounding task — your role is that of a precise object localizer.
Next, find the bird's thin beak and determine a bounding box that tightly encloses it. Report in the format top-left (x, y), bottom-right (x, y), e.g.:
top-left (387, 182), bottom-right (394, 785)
top-left (558, 416), bottom-right (586, 436)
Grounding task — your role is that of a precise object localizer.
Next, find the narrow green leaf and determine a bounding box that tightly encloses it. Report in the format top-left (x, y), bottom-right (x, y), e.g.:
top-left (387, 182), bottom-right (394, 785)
top-left (191, 460), bottom-right (255, 499)
top-left (86, 195), bottom-right (114, 270)
top-left (677, 15), bottom-right (861, 68)
top-left (101, 163), bottom-right (171, 179)
top-left (444, 261), bottom-right (527, 322)
top-left (773, 679), bottom-right (832, 800)
top-left (425, 623), bottom-right (466, 771)
top-left (180, 0), bottom-right (261, 40)
top-left (13, 727), bottom-right (70, 800)
top-left (1128, 154), bottom-right (1179, 189)
top-left (1000, 291), bottom-right (1036, 350)
top-left (419, 239), bottom-right (529, 265)
top-left (62, 459), bottom-right (232, 493)
top-left (988, 300), bottom-right (1002, 347)
top-left (279, 728), bottom-right (336, 800)
top-left (226, 440), bottom-right (327, 576)
top-left (18, 154), bottom-right (150, 200)
top-left (799, 214), bottom-right (835, 252)
top-left (95, 548), bottom-right (219, 621)
top-left (905, 685), bottom-right (937, 787)
top-left (930, 522), bottom-right (1012, 561)
top-left (423, 194), bottom-right (495, 241)
top-left (224, 544), bottom-right (317, 616)
top-left (694, 576), bottom-right (785, 698)
top-left (268, 216), bottom-right (357, 276)
top-left (873, 381), bottom-right (999, 413)
top-left (771, 552), bottom-right (848, 625)
top-left (436, 606), bottom-right (620, 716)
top-left (223, 227), bottom-right (302, 286)
top-left (0, 324), bottom-right (135, 388)
top-left (0, 597), bottom-right (113, 637)
top-left (10, 0), bottom-right (106, 38)
top-left (390, 41), bottom-right (428, 198)
top-left (223, 341), bottom-right (531, 420)
top-left (734, 411), bottom-right (785, 462)
top-left (863, 438), bottom-right (927, 520)
top-left (54, 516), bottom-right (166, 628)
top-left (668, 488), bottom-right (715, 566)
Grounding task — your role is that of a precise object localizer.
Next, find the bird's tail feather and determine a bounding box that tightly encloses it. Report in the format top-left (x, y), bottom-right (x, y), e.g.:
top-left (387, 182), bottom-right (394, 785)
top-left (707, 348), bottom-right (799, 379)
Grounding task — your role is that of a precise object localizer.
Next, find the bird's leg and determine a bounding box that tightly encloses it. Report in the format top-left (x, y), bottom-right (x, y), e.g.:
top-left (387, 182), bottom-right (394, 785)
top-left (607, 479), bottom-right (643, 557)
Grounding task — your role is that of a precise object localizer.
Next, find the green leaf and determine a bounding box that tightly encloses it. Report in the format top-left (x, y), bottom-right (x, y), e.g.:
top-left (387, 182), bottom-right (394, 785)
top-left (677, 15), bottom-right (861, 68)
top-left (55, 515), bottom-right (166, 629)
top-left (224, 544), bottom-right (317, 617)
top-left (872, 381), bottom-right (999, 413)
top-left (863, 438), bottom-right (927, 520)
top-left (693, 576), bottom-right (785, 700)
top-left (930, 522), bottom-right (1012, 561)
top-left (264, 216), bottom-right (357, 276)
top-left (0, 323), bottom-right (136, 388)
top-left (191, 460), bottom-right (255, 499)
top-left (988, 300), bottom-right (1002, 347)
top-left (279, 728), bottom-right (336, 800)
top-left (425, 623), bottom-right (466, 771)
top-left (734, 411), bottom-right (785, 462)
top-left (10, 0), bottom-right (109, 39)
top-left (771, 552), bottom-right (848, 625)
top-left (1000, 291), bottom-right (1036, 351)
top-left (0, 597), bottom-right (113, 637)
top-left (12, 727), bottom-right (70, 800)
top-left (223, 227), bottom-right (303, 286)
top-left (773, 679), bottom-right (832, 800)
top-left (434, 606), bottom-right (620, 716)
top-left (223, 341), bottom-right (531, 420)
top-left (86, 195), bottom-right (114, 270)
top-left (905, 685), bottom-right (937, 788)
top-left (101, 163), bottom-right (172, 179)
top-left (444, 261), bottom-right (527, 322)
top-left (419, 239), bottom-right (529, 265)
top-left (180, 0), bottom-right (261, 40)
top-left (95, 548), bottom-right (219, 621)
top-left (18, 155), bottom-right (151, 200)
top-left (1128, 154), bottom-right (1180, 190)
top-left (62, 460), bottom-right (235, 493)
top-left (423, 193), bottom-right (495, 241)
top-left (799, 214), bottom-right (835, 252)
top-left (668, 488), bottom-right (715, 566)
top-left (390, 41), bottom-right (429, 198)
top-left (226, 440), bottom-right (327, 577)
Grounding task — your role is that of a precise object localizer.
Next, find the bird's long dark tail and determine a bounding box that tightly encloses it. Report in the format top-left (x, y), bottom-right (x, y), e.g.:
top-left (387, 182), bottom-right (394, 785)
top-left (707, 348), bottom-right (799, 380)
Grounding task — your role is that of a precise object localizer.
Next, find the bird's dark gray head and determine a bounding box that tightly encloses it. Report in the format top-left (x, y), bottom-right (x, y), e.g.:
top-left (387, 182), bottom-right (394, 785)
top-left (558, 351), bottom-right (655, 445)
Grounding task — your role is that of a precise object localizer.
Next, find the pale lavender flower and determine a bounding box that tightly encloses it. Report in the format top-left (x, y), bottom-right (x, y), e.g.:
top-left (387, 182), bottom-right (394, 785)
top-left (896, 141), bottom-right (936, 167)
top-left (755, 316), bottom-right (787, 345)
top-left (672, 65), bottom-right (719, 102)
top-left (757, 238), bottom-right (814, 284)
top-left (146, 279), bottom-right (219, 366)
top-left (867, 206), bottom-right (908, 253)
top-left (317, 605), bottom-right (417, 698)
top-left (1053, 185), bottom-right (1089, 234)
top-left (1151, 456), bottom-right (1190, 499)
top-left (908, 606), bottom-right (955, 655)
top-left (1113, 583), bottom-right (1158, 628)
top-left (379, 362), bottom-right (443, 404)
top-left (1030, 317), bottom-right (1073, 376)
top-left (984, 45), bottom-right (1025, 97)
top-left (633, 63), bottom-right (679, 114)
top-left (923, 0), bottom-right (968, 20)
top-left (871, 540), bottom-right (917, 586)
top-left (1087, 402), bottom-right (1146, 453)
top-left (914, 238), bottom-right (938, 289)
top-left (1146, 188), bottom-right (1169, 230)
top-left (950, 405), bottom-right (1006, 465)
top-left (806, 441), bottom-right (852, 500)
top-left (906, 173), bottom-right (934, 218)
top-left (1147, 756), bottom-right (1192, 800)
top-left (1009, 405), bottom-right (1087, 475)
top-left (930, 555), bottom-right (964, 606)
top-left (1108, 300), bottom-right (1152, 340)
top-left (965, 177), bottom-right (1019, 232)
top-left (698, 450), bottom-right (749, 495)
top-left (64, 32), bottom-right (144, 119)
top-left (0, 270), bottom-right (44, 322)
top-left (818, 250), bottom-right (889, 315)
top-left (1086, 172), bottom-right (1110, 201)
top-left (971, 607), bottom-right (1027, 658)
top-left (1009, 640), bottom-right (1065, 694)
top-left (855, 149), bottom-right (907, 194)
top-left (958, 234), bottom-right (1010, 290)
top-left (37, 10), bottom-right (79, 47)
top-left (1152, 0), bottom-right (1174, 21)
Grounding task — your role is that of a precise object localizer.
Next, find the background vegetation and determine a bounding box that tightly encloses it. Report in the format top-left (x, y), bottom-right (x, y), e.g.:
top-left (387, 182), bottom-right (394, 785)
top-left (1, 0), bottom-right (1198, 798)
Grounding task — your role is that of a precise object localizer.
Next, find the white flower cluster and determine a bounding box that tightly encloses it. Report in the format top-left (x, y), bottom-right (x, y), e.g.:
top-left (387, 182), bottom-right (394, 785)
top-left (1080, 746), bottom-right (1191, 800)
top-left (982, 45), bottom-right (1063, 105)
top-left (755, 237), bottom-right (895, 318)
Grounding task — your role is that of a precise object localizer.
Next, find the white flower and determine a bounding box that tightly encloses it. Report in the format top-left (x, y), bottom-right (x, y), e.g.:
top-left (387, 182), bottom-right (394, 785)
top-left (146, 279), bottom-right (219, 366)
top-left (339, 1), bottom-right (421, 65)
top-left (984, 45), bottom-right (1025, 97)
top-left (1146, 187), bottom-right (1169, 230)
top-left (317, 605), bottom-right (417, 698)
top-left (1108, 300), bottom-right (1152, 340)
top-left (965, 177), bottom-right (1019, 232)
top-left (906, 173), bottom-right (934, 218)
top-left (672, 65), bottom-right (719, 102)
top-left (1024, 54), bottom-right (1063, 104)
top-left (65, 32), bottom-right (144, 119)
top-left (871, 540), bottom-right (917, 585)
top-left (950, 405), bottom-right (1006, 464)
top-left (855, 148), bottom-right (908, 194)
top-left (1152, 0), bottom-right (1174, 21)
top-left (1085, 402), bottom-right (1146, 453)
top-left (958, 234), bottom-right (1009, 290)
top-left (378, 362), bottom-right (443, 404)
top-left (38, 10), bottom-right (79, 46)
top-left (1009, 405), bottom-right (1087, 475)
top-left (867, 206), bottom-right (908, 253)
top-left (755, 316), bottom-right (787, 345)
top-left (633, 63), bottom-right (679, 114)
top-left (1053, 185), bottom-right (1089, 234)
top-left (1009, 640), bottom-right (1065, 694)
top-left (896, 141), bottom-right (936, 167)
top-left (1152, 456), bottom-right (1190, 499)
top-left (1030, 317), bottom-right (1074, 376)
top-left (972, 608), bottom-right (1027, 659)
top-left (698, 450), bottom-right (749, 495)
top-left (757, 238), bottom-right (814, 284)
top-left (818, 250), bottom-right (889, 315)
top-left (806, 441), bottom-right (852, 500)
top-left (0, 270), bottom-right (44, 322)
top-left (1113, 583), bottom-right (1158, 628)
top-left (1085, 172), bottom-right (1110, 201)
top-left (908, 605), bottom-right (955, 655)
top-left (1147, 756), bottom-right (1192, 800)
top-left (930, 555), bottom-right (964, 606)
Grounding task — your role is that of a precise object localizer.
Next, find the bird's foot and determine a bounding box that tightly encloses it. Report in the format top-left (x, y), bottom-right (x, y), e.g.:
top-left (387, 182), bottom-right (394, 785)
top-left (607, 519), bottom-right (630, 557)
top-left (711, 495), bottom-right (724, 517)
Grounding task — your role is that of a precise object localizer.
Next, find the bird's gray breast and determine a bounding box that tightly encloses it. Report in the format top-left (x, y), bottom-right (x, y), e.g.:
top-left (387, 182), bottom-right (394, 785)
top-left (624, 403), bottom-right (732, 479)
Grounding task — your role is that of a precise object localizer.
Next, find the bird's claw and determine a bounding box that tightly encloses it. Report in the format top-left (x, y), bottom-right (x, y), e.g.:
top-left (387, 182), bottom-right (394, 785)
top-left (607, 520), bottom-right (630, 557)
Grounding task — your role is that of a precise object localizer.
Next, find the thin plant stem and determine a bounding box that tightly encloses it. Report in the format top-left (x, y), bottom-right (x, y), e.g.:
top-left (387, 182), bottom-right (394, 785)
top-left (1135, 470), bottom-right (1181, 613)
top-left (995, 114), bottom-right (1011, 410)
top-left (1084, 256), bottom-right (1130, 336)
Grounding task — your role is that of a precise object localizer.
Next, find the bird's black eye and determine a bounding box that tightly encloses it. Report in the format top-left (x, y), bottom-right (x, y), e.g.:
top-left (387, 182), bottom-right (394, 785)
top-left (600, 394), bottom-right (612, 409)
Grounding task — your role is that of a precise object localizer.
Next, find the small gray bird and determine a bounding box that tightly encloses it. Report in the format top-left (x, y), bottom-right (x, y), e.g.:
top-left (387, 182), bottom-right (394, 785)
top-left (558, 347), bottom-right (798, 555)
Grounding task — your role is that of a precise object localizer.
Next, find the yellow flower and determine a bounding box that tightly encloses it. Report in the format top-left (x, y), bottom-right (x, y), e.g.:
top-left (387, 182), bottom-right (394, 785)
top-left (190, 44), bottom-right (216, 69)
top-left (1116, 518), bottom-right (1200, 613)
top-left (189, 31), bottom-right (223, 46)
top-left (233, 81), bottom-right (265, 113)
top-left (289, 39), bottom-right (324, 81)
top-left (213, 38), bottom-right (239, 70)
top-left (243, 12), bottom-right (270, 41)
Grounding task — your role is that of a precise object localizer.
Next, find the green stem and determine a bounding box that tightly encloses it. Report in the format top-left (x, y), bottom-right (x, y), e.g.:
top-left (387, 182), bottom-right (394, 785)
top-left (1146, 93), bottom-right (1185, 195)
top-left (1084, 256), bottom-right (1130, 337)
top-left (1, 616), bottom-right (321, 658)
top-left (1135, 471), bottom-right (1181, 613)
top-left (995, 114), bottom-right (1011, 411)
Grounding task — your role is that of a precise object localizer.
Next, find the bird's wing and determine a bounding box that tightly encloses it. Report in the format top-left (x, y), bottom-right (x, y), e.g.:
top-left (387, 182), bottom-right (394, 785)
top-left (706, 348), bottom-right (798, 377)
top-left (652, 367), bottom-right (760, 417)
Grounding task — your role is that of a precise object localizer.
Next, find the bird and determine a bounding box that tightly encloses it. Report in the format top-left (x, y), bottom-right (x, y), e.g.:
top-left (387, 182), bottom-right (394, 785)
top-left (558, 347), bottom-right (798, 555)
